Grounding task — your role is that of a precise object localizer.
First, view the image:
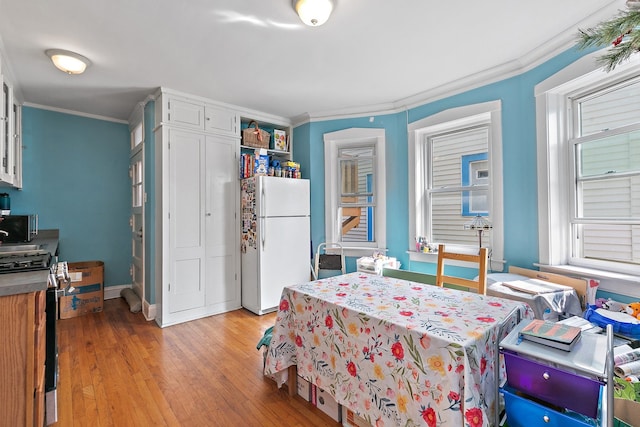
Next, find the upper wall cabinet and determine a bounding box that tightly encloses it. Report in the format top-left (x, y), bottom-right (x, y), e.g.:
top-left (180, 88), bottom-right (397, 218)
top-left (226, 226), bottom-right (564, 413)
top-left (155, 90), bottom-right (239, 137)
top-left (205, 104), bottom-right (237, 135)
top-left (0, 72), bottom-right (22, 188)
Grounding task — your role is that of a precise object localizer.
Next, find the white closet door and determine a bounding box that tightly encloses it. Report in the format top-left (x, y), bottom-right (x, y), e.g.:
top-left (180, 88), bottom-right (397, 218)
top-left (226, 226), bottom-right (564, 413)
top-left (168, 129), bottom-right (206, 314)
top-left (204, 134), bottom-right (240, 309)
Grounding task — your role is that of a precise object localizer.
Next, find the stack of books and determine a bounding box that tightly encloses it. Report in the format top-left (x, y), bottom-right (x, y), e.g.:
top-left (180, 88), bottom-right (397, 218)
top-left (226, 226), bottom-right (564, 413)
top-left (519, 319), bottom-right (582, 351)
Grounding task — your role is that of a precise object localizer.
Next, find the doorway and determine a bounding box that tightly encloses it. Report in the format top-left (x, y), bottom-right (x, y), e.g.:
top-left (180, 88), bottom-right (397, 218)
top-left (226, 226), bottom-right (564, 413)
top-left (130, 119), bottom-right (145, 308)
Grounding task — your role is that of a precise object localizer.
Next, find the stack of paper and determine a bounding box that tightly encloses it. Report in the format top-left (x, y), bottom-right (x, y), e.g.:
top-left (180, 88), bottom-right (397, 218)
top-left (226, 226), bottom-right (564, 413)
top-left (500, 278), bottom-right (572, 295)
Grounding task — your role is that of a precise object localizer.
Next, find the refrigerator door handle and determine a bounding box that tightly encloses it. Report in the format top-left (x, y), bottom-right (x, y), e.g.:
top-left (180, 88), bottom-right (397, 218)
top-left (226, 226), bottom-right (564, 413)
top-left (261, 184), bottom-right (266, 219)
top-left (261, 184), bottom-right (266, 249)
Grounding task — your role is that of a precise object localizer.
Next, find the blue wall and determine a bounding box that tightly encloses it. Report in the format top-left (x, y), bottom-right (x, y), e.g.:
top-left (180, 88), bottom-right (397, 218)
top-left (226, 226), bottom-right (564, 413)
top-left (296, 45), bottom-right (593, 277)
top-left (12, 45), bottom-right (603, 300)
top-left (294, 114), bottom-right (407, 272)
top-left (7, 107), bottom-right (131, 287)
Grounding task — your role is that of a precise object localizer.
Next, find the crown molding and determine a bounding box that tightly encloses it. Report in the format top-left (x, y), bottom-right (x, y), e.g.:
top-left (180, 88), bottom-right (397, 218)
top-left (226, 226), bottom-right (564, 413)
top-left (291, 0), bottom-right (624, 127)
top-left (22, 102), bottom-right (129, 124)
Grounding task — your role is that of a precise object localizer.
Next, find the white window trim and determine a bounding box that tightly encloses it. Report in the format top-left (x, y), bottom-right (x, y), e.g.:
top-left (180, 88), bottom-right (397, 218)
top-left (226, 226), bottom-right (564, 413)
top-left (535, 49), bottom-right (640, 296)
top-left (129, 101), bottom-right (145, 156)
top-left (407, 100), bottom-right (504, 270)
top-left (324, 128), bottom-right (386, 257)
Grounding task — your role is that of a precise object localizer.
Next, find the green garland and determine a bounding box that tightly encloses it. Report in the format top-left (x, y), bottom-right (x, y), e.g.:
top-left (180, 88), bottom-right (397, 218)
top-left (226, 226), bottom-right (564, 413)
top-left (577, 7), bottom-right (640, 71)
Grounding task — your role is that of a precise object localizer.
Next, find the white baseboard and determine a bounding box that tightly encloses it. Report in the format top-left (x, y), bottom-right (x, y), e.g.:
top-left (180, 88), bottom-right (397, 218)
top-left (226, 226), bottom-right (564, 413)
top-left (143, 301), bottom-right (156, 321)
top-left (103, 284), bottom-right (156, 321)
top-left (104, 284), bottom-right (132, 300)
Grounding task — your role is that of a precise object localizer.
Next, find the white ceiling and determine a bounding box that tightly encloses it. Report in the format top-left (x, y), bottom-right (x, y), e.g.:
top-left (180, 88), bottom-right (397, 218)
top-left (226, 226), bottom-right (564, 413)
top-left (0, 0), bottom-right (626, 123)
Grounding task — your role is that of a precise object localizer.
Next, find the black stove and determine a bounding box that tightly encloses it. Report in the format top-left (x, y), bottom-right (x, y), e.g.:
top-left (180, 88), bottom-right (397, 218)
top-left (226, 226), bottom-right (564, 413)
top-left (0, 249), bottom-right (52, 273)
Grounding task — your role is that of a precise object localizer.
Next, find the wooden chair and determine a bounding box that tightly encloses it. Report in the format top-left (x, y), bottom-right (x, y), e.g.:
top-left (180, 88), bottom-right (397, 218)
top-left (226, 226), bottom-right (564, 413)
top-left (435, 244), bottom-right (488, 294)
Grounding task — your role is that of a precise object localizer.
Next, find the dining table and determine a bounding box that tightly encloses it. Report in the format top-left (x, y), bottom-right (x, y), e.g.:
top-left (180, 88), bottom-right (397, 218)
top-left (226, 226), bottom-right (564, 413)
top-left (264, 272), bottom-right (533, 427)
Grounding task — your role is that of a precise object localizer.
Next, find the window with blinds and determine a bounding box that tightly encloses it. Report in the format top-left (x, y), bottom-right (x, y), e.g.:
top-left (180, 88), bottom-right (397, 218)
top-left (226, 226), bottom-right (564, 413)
top-left (571, 77), bottom-right (640, 266)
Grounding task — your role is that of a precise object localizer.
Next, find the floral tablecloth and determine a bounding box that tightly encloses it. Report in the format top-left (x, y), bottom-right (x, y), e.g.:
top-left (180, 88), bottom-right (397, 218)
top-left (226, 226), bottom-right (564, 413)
top-left (264, 272), bottom-right (532, 427)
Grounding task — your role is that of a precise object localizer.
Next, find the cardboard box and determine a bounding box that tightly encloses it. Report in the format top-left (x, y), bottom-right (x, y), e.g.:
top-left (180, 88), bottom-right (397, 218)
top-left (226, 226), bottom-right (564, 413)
top-left (312, 386), bottom-right (341, 422)
top-left (254, 154), bottom-right (269, 176)
top-left (615, 398), bottom-right (640, 426)
top-left (59, 261), bottom-right (104, 319)
top-left (342, 407), bottom-right (371, 427)
top-left (297, 376), bottom-right (311, 402)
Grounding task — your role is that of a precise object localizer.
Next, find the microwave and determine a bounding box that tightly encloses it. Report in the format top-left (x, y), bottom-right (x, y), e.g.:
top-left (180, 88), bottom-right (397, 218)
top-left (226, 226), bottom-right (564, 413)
top-left (0, 214), bottom-right (38, 243)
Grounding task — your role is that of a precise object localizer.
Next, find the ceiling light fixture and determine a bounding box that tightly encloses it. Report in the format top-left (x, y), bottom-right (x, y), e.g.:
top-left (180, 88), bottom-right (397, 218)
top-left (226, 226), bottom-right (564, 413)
top-left (45, 49), bottom-right (91, 75)
top-left (293, 0), bottom-right (334, 27)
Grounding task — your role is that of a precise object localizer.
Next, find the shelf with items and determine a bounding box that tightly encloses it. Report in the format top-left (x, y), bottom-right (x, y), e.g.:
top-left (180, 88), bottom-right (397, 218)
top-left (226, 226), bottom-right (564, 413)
top-left (239, 114), bottom-right (296, 180)
top-left (239, 115), bottom-right (292, 161)
top-left (239, 149), bottom-right (300, 180)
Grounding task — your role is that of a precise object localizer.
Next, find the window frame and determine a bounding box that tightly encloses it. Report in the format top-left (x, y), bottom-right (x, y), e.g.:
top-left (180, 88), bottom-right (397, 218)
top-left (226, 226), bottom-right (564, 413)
top-left (324, 128), bottom-right (386, 257)
top-left (536, 50), bottom-right (640, 286)
top-left (408, 100), bottom-right (504, 269)
top-left (570, 85), bottom-right (640, 268)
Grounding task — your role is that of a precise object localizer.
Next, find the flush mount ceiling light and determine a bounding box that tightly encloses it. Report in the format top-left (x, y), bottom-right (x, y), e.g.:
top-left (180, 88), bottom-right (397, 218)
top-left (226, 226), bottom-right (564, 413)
top-left (293, 0), bottom-right (334, 26)
top-left (45, 49), bottom-right (91, 75)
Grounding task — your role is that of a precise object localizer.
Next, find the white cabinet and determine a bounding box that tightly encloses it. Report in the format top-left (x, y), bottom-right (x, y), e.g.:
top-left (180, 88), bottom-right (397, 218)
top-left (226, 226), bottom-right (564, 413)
top-left (154, 89), bottom-right (241, 327)
top-left (11, 97), bottom-right (21, 189)
top-left (205, 104), bottom-right (237, 135)
top-left (157, 92), bottom-right (239, 137)
top-left (0, 74), bottom-right (21, 188)
top-left (203, 134), bottom-right (240, 309)
top-left (165, 97), bottom-right (204, 129)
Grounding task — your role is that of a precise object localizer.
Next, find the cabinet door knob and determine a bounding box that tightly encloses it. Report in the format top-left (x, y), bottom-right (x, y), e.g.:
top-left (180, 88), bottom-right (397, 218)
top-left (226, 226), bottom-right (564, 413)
top-left (542, 372), bottom-right (550, 380)
top-left (543, 415), bottom-right (550, 423)
top-left (206, 213), bottom-right (212, 216)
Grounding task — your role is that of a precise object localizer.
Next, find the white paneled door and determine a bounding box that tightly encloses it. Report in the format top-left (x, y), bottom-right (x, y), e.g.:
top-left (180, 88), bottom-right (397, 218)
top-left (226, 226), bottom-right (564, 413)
top-left (204, 134), bottom-right (240, 310)
top-left (168, 129), bottom-right (206, 314)
top-left (166, 129), bottom-right (240, 318)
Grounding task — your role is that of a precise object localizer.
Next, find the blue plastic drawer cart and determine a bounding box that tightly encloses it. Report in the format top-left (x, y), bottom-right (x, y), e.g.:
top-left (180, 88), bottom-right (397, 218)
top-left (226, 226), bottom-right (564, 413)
top-left (499, 321), bottom-right (615, 426)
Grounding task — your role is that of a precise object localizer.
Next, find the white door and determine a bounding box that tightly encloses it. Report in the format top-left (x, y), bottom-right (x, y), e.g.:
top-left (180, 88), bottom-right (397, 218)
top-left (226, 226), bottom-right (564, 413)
top-left (130, 148), bottom-right (144, 302)
top-left (204, 134), bottom-right (240, 310)
top-left (168, 129), bottom-right (206, 313)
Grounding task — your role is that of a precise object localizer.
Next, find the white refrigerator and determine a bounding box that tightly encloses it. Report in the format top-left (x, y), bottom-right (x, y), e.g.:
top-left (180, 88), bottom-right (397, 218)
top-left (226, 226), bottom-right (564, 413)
top-left (241, 176), bottom-right (311, 315)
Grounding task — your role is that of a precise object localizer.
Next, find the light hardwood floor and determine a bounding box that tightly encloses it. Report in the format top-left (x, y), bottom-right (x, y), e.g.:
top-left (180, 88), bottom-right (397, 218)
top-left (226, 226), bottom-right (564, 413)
top-left (52, 298), bottom-right (340, 426)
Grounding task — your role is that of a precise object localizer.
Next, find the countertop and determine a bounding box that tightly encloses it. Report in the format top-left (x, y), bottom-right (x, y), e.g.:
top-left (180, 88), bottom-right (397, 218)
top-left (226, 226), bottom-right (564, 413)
top-left (0, 229), bottom-right (59, 297)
